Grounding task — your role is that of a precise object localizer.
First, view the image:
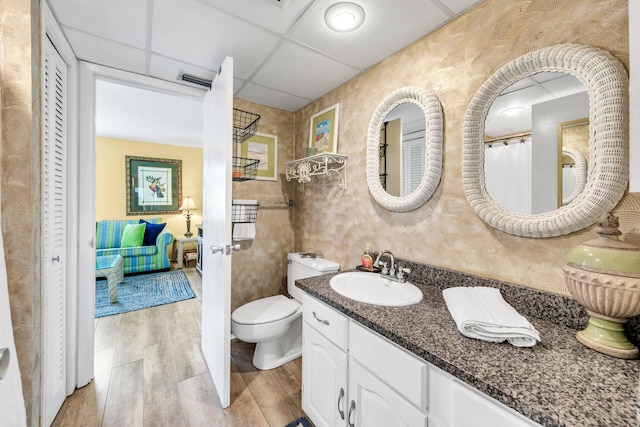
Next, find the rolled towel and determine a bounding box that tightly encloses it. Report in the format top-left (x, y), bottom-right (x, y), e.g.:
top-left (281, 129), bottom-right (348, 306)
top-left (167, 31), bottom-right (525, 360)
top-left (442, 286), bottom-right (541, 347)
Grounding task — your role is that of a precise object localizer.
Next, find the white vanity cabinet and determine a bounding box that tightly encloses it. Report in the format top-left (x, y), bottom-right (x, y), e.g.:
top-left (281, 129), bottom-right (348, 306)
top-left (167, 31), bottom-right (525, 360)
top-left (302, 295), bottom-right (349, 427)
top-left (348, 321), bottom-right (428, 427)
top-left (302, 295), bottom-right (427, 427)
top-left (428, 365), bottom-right (541, 427)
top-left (302, 295), bottom-right (540, 427)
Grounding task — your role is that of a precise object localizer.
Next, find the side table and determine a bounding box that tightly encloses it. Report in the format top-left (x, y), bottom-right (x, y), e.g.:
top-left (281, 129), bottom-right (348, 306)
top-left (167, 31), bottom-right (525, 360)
top-left (96, 254), bottom-right (124, 303)
top-left (172, 236), bottom-right (199, 269)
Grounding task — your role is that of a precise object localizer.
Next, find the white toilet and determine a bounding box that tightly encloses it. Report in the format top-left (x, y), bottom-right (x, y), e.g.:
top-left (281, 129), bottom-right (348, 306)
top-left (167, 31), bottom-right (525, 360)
top-left (231, 252), bottom-right (340, 370)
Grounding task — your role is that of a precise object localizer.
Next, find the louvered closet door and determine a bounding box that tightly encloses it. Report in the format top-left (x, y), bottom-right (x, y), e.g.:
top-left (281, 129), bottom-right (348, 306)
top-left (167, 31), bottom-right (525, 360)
top-left (42, 35), bottom-right (67, 426)
top-left (402, 138), bottom-right (425, 196)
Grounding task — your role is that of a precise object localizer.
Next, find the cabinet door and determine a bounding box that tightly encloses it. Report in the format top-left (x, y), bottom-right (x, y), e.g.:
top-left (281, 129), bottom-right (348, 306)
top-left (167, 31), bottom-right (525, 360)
top-left (348, 359), bottom-right (427, 427)
top-left (429, 364), bottom-right (541, 427)
top-left (303, 324), bottom-right (348, 427)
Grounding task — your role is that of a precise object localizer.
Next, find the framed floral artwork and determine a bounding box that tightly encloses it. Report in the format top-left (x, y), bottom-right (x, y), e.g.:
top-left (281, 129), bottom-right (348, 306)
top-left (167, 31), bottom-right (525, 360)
top-left (309, 103), bottom-right (339, 154)
top-left (241, 132), bottom-right (278, 181)
top-left (126, 156), bottom-right (182, 215)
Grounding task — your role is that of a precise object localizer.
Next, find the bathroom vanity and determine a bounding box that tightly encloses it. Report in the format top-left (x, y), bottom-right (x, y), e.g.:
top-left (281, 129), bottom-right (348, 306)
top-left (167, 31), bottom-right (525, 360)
top-left (297, 263), bottom-right (640, 427)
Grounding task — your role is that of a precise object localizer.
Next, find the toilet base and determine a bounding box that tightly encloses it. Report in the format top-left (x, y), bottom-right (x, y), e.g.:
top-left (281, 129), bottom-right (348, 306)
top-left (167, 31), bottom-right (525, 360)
top-left (252, 316), bottom-right (302, 370)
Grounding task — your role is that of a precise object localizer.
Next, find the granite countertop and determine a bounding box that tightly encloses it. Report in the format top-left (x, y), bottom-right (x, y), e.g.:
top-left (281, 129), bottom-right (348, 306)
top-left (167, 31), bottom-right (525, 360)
top-left (296, 270), bottom-right (640, 427)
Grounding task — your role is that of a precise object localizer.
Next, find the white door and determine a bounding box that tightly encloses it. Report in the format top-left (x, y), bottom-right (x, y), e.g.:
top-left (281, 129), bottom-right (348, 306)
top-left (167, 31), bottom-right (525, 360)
top-left (42, 35), bottom-right (68, 426)
top-left (201, 56), bottom-right (233, 408)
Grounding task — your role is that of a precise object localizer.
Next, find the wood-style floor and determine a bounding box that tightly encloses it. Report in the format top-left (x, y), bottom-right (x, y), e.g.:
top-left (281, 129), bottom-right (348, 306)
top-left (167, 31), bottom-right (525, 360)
top-left (52, 268), bottom-right (308, 427)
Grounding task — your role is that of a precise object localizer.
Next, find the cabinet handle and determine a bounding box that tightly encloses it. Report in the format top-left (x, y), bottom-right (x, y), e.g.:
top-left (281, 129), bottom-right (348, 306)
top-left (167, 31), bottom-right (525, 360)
top-left (312, 311), bottom-right (330, 325)
top-left (348, 400), bottom-right (356, 427)
top-left (337, 387), bottom-right (345, 420)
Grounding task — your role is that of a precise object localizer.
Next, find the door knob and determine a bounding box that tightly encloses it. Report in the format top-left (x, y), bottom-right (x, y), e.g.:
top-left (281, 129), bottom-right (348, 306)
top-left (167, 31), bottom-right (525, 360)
top-left (211, 245), bottom-right (224, 254)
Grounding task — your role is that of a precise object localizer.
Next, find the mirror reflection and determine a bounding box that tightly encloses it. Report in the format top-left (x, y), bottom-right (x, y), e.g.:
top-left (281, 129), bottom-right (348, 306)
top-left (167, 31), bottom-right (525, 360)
top-left (379, 103), bottom-right (425, 197)
top-left (483, 72), bottom-right (588, 214)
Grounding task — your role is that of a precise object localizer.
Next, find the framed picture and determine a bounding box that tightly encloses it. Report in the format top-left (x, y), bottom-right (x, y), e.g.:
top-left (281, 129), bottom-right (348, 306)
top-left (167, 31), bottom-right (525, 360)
top-left (309, 103), bottom-right (339, 154)
top-left (126, 156), bottom-right (182, 215)
top-left (241, 132), bottom-right (278, 181)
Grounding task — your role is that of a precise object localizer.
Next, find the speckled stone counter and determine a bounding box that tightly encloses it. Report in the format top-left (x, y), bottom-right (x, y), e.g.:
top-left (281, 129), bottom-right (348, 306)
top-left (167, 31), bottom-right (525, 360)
top-left (296, 261), bottom-right (640, 427)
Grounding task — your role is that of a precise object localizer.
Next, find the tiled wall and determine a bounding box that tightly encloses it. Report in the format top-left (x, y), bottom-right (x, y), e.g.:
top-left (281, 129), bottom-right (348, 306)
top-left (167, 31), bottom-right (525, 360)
top-left (1, 0), bottom-right (39, 423)
top-left (292, 0), bottom-right (637, 296)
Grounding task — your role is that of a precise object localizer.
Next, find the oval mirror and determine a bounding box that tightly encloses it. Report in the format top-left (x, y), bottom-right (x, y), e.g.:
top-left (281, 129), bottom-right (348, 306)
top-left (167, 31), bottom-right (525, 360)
top-left (463, 44), bottom-right (628, 237)
top-left (367, 87), bottom-right (443, 212)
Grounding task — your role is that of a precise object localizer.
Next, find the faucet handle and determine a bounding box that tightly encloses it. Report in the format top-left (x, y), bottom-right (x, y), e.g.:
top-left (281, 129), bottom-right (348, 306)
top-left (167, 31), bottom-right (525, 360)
top-left (379, 261), bottom-right (389, 275)
top-left (396, 266), bottom-right (411, 281)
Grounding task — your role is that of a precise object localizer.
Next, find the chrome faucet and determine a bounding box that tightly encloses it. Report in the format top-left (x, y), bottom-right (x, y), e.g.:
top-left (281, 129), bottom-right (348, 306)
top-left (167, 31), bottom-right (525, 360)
top-left (373, 250), bottom-right (395, 276)
top-left (373, 249), bottom-right (411, 282)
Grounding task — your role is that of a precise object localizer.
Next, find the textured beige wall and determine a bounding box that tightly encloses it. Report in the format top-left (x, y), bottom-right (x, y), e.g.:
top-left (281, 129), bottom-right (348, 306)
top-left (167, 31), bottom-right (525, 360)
top-left (231, 99), bottom-right (296, 311)
top-left (96, 136), bottom-right (204, 254)
top-left (1, 0), bottom-right (39, 424)
top-left (293, 0), bottom-right (636, 296)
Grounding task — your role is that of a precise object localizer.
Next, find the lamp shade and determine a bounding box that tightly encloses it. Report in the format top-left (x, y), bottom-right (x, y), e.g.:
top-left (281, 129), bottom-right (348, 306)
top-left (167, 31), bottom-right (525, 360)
top-left (179, 197), bottom-right (197, 211)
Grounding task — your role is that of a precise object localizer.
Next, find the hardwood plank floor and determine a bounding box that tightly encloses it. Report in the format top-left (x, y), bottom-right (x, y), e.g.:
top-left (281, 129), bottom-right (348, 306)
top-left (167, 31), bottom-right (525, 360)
top-left (52, 268), bottom-right (309, 427)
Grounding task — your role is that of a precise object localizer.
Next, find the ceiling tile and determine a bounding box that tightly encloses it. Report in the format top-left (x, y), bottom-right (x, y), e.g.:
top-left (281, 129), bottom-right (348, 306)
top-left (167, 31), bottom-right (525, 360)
top-left (195, 0), bottom-right (315, 34)
top-left (152, 0), bottom-right (282, 79)
top-left (252, 40), bottom-right (360, 100)
top-left (289, 0), bottom-right (450, 69)
top-left (62, 27), bottom-right (147, 74)
top-left (236, 82), bottom-right (312, 112)
top-left (49, 0), bottom-right (147, 48)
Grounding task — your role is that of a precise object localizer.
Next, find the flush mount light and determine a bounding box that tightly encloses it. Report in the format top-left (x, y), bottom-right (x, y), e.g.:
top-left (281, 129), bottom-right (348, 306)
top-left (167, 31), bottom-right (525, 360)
top-left (501, 106), bottom-right (524, 116)
top-left (325, 2), bottom-right (365, 32)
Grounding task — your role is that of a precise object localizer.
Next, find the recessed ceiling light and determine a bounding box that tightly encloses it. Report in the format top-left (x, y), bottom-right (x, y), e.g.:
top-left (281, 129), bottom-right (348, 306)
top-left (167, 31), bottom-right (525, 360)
top-left (325, 2), bottom-right (365, 33)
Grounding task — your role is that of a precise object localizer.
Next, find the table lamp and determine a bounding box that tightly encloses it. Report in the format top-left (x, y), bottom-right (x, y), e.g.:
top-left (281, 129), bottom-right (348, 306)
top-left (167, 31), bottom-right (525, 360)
top-left (179, 196), bottom-right (197, 237)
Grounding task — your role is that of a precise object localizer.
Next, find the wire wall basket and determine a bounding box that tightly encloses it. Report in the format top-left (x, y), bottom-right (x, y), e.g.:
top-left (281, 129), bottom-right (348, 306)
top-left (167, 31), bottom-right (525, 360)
top-left (232, 156), bottom-right (260, 181)
top-left (232, 200), bottom-right (259, 223)
top-left (233, 108), bottom-right (261, 144)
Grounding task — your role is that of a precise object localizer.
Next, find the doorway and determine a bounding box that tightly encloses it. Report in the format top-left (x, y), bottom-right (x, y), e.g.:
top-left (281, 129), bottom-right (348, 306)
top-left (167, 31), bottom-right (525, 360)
top-left (76, 62), bottom-right (206, 387)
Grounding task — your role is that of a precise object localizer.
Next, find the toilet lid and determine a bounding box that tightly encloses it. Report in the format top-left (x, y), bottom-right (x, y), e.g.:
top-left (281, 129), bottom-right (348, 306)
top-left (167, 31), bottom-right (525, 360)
top-left (232, 295), bottom-right (299, 325)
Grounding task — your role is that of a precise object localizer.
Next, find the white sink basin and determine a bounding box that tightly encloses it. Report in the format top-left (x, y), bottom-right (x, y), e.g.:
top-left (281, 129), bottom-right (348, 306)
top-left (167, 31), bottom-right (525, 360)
top-left (329, 271), bottom-right (423, 307)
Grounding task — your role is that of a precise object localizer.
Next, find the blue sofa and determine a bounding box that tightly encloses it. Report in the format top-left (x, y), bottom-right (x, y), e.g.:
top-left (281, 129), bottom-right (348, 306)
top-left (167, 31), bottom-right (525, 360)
top-left (95, 218), bottom-right (174, 274)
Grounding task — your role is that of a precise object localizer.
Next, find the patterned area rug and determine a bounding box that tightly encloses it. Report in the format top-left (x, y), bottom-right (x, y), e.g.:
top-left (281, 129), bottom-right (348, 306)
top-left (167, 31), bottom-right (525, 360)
top-left (284, 417), bottom-right (313, 427)
top-left (95, 269), bottom-right (195, 318)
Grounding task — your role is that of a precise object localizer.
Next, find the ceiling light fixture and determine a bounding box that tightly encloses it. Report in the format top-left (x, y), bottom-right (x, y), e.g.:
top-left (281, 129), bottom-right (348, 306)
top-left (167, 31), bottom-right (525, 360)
top-left (501, 106), bottom-right (524, 116)
top-left (325, 2), bottom-right (365, 33)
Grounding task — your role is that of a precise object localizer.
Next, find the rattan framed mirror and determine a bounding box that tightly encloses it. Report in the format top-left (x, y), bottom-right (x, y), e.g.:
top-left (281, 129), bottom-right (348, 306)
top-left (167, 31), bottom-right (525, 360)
top-left (367, 86), bottom-right (443, 212)
top-left (462, 44), bottom-right (628, 237)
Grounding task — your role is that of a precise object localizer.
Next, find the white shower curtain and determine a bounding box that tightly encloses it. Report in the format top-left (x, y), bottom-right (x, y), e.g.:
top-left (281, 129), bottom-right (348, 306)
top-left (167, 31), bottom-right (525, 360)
top-left (484, 138), bottom-right (532, 214)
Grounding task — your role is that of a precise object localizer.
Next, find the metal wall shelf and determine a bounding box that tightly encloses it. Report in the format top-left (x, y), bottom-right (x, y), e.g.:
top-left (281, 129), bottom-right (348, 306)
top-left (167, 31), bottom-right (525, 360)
top-left (285, 153), bottom-right (347, 192)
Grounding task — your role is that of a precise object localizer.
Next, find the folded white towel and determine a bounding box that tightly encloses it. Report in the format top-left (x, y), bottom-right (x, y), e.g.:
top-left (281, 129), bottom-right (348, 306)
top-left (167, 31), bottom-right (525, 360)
top-left (233, 223), bottom-right (256, 241)
top-left (442, 286), bottom-right (541, 347)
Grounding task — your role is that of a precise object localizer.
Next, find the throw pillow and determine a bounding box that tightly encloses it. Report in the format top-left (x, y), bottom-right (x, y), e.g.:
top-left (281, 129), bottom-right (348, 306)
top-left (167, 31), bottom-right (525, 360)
top-left (121, 223), bottom-right (146, 248)
top-left (139, 219), bottom-right (167, 246)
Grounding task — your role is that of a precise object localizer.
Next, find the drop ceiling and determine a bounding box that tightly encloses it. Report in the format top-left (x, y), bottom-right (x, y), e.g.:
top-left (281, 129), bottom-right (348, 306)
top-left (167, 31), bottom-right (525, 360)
top-left (49, 0), bottom-right (483, 113)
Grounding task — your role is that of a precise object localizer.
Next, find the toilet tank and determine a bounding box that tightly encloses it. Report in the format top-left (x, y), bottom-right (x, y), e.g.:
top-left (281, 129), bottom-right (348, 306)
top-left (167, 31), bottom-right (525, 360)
top-left (287, 253), bottom-right (340, 302)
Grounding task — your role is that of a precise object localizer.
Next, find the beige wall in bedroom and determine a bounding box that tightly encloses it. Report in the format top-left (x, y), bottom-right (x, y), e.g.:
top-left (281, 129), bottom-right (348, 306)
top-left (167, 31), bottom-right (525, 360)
top-left (292, 0), bottom-right (637, 296)
top-left (96, 137), bottom-right (204, 246)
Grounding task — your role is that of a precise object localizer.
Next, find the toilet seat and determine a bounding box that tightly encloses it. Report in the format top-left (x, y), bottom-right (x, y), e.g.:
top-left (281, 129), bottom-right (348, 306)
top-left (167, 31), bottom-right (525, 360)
top-left (232, 295), bottom-right (299, 325)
